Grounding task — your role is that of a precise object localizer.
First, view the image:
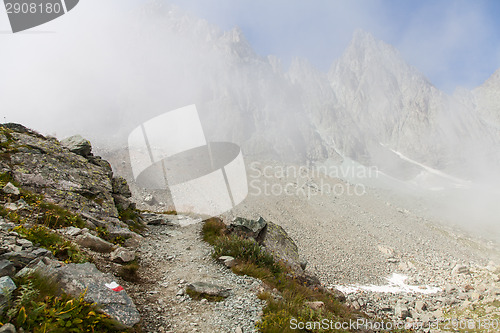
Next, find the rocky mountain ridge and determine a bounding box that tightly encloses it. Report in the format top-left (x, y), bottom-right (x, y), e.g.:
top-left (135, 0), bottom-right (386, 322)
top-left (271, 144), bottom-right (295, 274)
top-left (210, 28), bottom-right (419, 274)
top-left (98, 5), bottom-right (500, 184)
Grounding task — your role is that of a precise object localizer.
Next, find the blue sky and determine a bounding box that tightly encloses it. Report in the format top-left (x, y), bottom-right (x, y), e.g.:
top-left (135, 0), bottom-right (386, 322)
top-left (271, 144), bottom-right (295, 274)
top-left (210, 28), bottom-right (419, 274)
top-left (167, 0), bottom-right (500, 93)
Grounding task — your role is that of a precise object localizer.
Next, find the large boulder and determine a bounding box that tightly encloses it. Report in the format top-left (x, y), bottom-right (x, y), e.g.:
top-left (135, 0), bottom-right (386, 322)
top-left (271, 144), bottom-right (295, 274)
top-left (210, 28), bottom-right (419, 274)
top-left (60, 135), bottom-right (92, 157)
top-left (257, 221), bottom-right (302, 273)
top-left (51, 263), bottom-right (140, 328)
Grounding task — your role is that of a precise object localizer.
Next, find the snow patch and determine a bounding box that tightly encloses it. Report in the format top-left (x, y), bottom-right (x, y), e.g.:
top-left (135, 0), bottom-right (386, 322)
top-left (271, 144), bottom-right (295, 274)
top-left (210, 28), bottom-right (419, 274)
top-left (334, 273), bottom-right (441, 295)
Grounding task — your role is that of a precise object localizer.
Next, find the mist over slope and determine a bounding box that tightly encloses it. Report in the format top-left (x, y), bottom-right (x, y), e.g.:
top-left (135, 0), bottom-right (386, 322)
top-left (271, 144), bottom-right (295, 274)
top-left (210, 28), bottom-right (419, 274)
top-left (1, 2), bottom-right (499, 232)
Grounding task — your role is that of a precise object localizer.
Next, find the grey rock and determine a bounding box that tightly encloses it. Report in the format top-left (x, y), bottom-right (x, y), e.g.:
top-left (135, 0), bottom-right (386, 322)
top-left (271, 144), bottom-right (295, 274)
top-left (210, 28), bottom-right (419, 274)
top-left (113, 194), bottom-right (132, 210)
top-left (143, 194), bottom-right (156, 205)
top-left (57, 226), bottom-right (83, 237)
top-left (106, 225), bottom-right (139, 240)
top-left (0, 260), bottom-right (15, 277)
top-left (258, 221), bottom-right (302, 273)
top-left (304, 301), bottom-right (324, 310)
top-left (51, 263), bottom-right (140, 327)
top-left (0, 276), bottom-right (16, 308)
top-left (0, 323), bottom-right (16, 333)
top-left (300, 260), bottom-right (308, 270)
top-left (110, 248), bottom-right (135, 264)
top-left (415, 300), bottom-right (427, 312)
top-left (394, 302), bottom-right (411, 319)
top-left (452, 264), bottom-right (470, 275)
top-left (30, 248), bottom-right (52, 258)
top-left (112, 177), bottom-right (132, 198)
top-left (229, 216), bottom-right (267, 238)
top-left (218, 256), bottom-right (237, 268)
top-left (75, 233), bottom-right (114, 253)
top-left (2, 182), bottom-right (19, 195)
top-left (16, 238), bottom-right (33, 248)
top-left (0, 251), bottom-right (36, 268)
top-left (186, 282), bottom-right (231, 299)
top-left (60, 135), bottom-right (92, 157)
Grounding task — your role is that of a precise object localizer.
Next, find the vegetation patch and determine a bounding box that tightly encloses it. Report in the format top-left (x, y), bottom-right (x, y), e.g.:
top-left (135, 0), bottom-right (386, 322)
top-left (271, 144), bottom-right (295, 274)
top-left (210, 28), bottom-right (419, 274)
top-left (118, 260), bottom-right (140, 282)
top-left (14, 225), bottom-right (87, 264)
top-left (202, 218), bottom-right (366, 332)
top-left (201, 219), bottom-right (391, 333)
top-left (117, 205), bottom-right (145, 234)
top-left (0, 272), bottom-right (130, 333)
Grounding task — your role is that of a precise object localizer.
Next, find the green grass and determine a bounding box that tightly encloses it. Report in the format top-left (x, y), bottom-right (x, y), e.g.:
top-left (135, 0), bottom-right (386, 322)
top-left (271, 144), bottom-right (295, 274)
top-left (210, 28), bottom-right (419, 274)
top-left (0, 272), bottom-right (133, 332)
top-left (14, 225), bottom-right (87, 264)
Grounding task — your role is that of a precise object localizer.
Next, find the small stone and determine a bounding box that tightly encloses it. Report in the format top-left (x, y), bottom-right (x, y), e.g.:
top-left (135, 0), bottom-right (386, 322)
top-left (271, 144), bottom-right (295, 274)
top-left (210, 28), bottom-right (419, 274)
top-left (75, 233), bottom-right (114, 253)
top-left (452, 264), bottom-right (470, 275)
top-left (110, 248), bottom-right (135, 264)
top-left (0, 276), bottom-right (16, 306)
top-left (394, 302), bottom-right (411, 319)
top-left (218, 256), bottom-right (237, 268)
top-left (0, 260), bottom-right (15, 277)
top-left (186, 282), bottom-right (231, 299)
top-left (58, 226), bottom-right (83, 237)
top-left (0, 323), bottom-right (16, 333)
top-left (415, 301), bottom-right (427, 312)
top-left (4, 203), bottom-right (18, 211)
top-left (235, 327), bottom-right (243, 333)
top-left (305, 301), bottom-right (324, 310)
top-left (176, 289), bottom-right (185, 296)
top-left (2, 182), bottom-right (20, 195)
top-left (144, 194), bottom-right (156, 205)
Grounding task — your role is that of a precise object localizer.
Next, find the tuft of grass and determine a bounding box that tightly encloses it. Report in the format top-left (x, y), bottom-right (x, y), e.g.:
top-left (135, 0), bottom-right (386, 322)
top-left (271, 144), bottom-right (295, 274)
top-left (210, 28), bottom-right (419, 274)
top-left (0, 272), bottom-right (131, 332)
top-left (118, 260), bottom-right (140, 282)
top-left (14, 225), bottom-right (87, 264)
top-left (201, 217), bottom-right (226, 245)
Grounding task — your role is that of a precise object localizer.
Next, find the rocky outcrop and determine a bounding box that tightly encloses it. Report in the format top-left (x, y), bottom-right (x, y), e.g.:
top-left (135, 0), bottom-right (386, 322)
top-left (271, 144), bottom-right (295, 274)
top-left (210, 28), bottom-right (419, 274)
top-left (0, 124), bottom-right (143, 329)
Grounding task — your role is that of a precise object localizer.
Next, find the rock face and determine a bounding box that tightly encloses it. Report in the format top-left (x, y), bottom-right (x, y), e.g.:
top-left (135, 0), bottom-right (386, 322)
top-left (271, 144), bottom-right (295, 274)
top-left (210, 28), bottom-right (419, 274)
top-left (60, 135), bottom-right (92, 157)
top-left (51, 263), bottom-right (140, 327)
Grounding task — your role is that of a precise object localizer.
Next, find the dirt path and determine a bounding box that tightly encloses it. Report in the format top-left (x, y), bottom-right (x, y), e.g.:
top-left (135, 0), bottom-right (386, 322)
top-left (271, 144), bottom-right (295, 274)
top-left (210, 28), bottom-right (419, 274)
top-left (124, 215), bottom-right (265, 333)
